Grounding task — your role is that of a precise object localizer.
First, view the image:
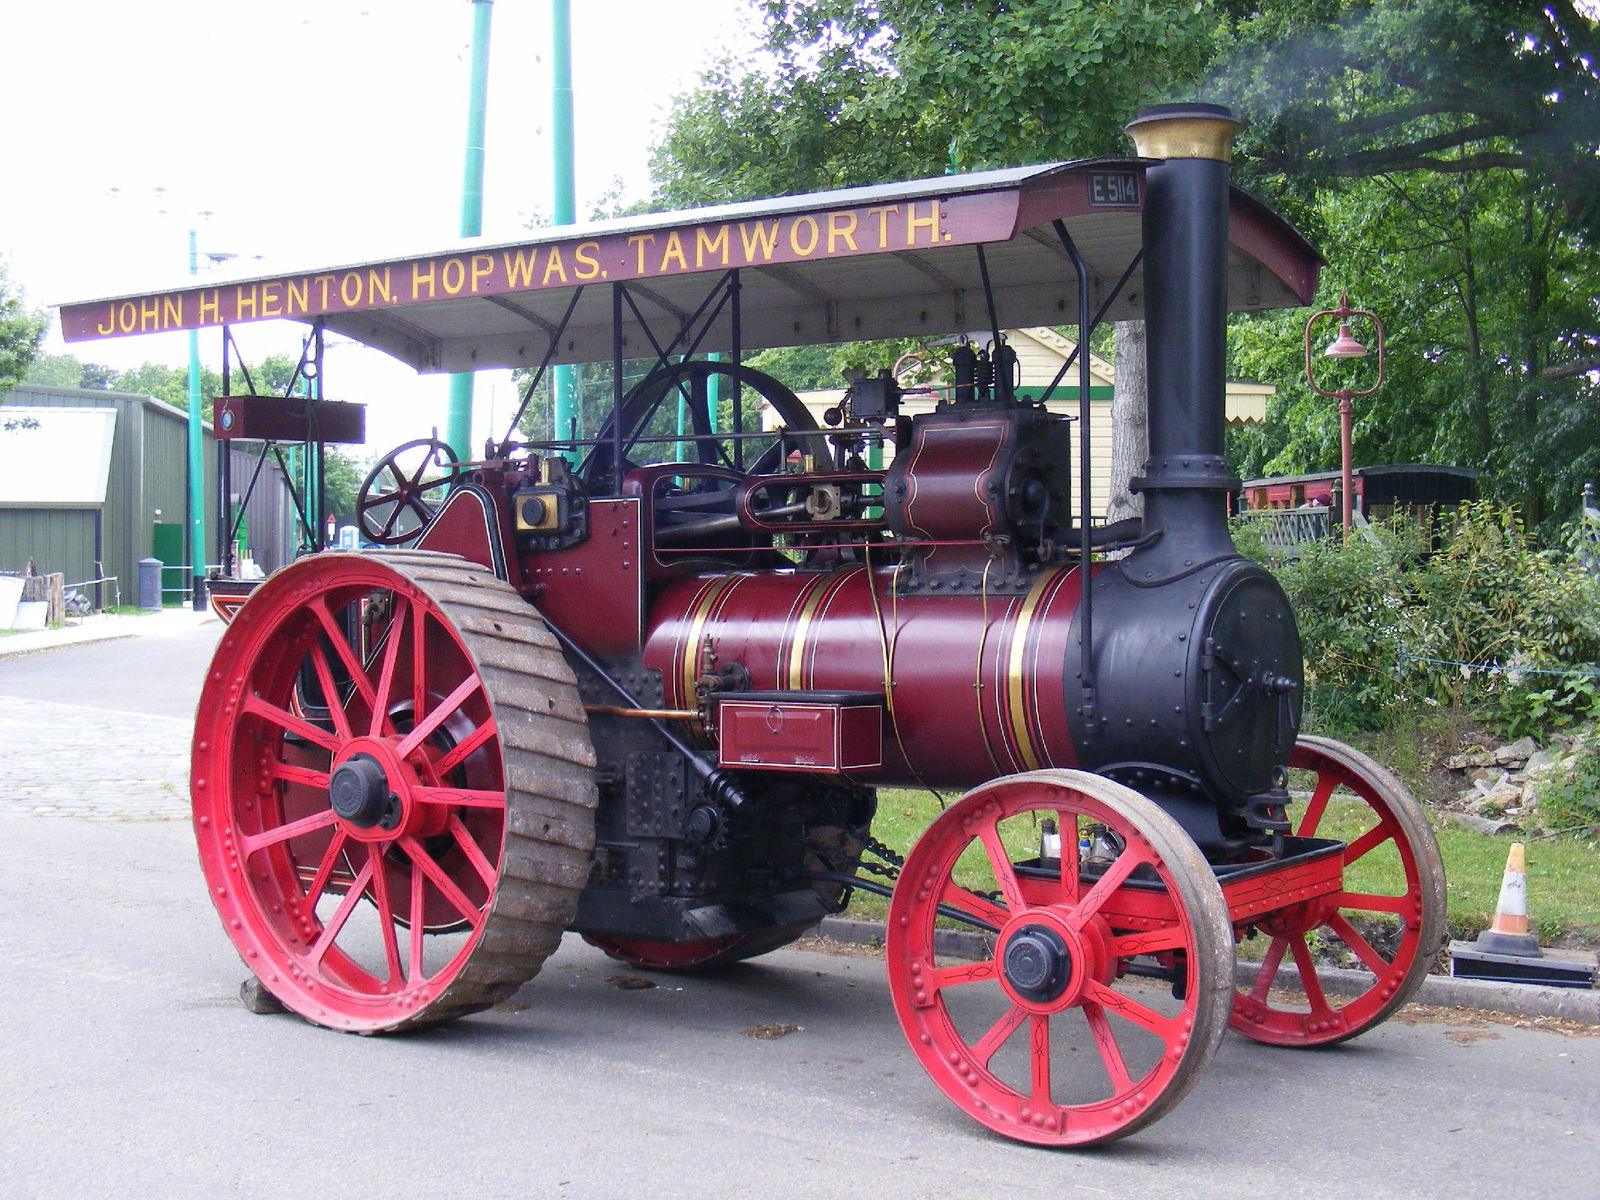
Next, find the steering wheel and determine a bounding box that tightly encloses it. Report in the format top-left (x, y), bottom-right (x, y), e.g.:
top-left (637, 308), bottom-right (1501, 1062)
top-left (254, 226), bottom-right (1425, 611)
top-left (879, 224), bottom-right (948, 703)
top-left (357, 437), bottom-right (459, 545)
top-left (580, 360), bottom-right (832, 492)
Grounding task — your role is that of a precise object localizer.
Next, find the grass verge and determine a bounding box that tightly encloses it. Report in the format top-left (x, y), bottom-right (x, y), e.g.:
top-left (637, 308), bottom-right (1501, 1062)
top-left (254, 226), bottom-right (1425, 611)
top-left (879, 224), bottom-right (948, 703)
top-left (847, 786), bottom-right (1600, 949)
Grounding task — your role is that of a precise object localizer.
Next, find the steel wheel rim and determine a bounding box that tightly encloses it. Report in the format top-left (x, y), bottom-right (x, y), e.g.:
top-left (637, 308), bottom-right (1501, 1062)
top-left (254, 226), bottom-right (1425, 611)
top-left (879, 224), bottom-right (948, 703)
top-left (1231, 735), bottom-right (1446, 1046)
top-left (193, 555), bottom-right (513, 1031)
top-left (887, 770), bottom-right (1232, 1147)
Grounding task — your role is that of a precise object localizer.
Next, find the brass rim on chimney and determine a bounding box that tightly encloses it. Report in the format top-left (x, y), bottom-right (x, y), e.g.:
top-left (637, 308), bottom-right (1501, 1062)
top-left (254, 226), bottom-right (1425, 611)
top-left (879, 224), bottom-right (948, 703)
top-left (1124, 105), bottom-right (1243, 163)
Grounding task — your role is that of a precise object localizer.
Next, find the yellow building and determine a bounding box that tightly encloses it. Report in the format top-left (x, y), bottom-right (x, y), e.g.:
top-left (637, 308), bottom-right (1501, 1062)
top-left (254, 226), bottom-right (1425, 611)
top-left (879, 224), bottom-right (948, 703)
top-left (776, 327), bottom-right (1271, 513)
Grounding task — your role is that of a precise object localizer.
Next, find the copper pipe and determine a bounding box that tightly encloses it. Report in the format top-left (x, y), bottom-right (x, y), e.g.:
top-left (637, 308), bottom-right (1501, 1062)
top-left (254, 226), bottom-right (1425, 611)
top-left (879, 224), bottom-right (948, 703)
top-left (583, 705), bottom-right (700, 720)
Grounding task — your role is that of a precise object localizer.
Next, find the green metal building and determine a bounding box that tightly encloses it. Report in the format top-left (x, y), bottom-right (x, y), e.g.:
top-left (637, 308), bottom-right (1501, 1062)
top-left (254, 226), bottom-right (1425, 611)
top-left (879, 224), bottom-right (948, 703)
top-left (0, 385), bottom-right (296, 607)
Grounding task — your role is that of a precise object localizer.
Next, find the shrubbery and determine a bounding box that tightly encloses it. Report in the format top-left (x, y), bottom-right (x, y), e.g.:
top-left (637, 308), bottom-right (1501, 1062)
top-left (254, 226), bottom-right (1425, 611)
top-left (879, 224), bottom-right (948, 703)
top-left (1233, 503), bottom-right (1600, 735)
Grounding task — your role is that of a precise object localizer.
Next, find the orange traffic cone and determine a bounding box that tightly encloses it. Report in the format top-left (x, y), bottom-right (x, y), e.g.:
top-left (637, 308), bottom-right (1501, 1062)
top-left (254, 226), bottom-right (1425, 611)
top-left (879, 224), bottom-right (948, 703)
top-left (1471, 842), bottom-right (1542, 958)
top-left (1452, 842), bottom-right (1597, 986)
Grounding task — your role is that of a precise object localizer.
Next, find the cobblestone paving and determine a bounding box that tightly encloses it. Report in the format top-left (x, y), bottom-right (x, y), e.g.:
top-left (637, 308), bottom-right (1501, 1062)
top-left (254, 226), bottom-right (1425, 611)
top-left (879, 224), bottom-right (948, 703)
top-left (0, 696), bottom-right (190, 820)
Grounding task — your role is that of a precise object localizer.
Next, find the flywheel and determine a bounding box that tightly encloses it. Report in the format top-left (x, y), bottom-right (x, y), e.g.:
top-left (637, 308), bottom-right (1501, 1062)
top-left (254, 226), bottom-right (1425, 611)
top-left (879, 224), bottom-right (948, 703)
top-left (192, 550), bottom-right (597, 1033)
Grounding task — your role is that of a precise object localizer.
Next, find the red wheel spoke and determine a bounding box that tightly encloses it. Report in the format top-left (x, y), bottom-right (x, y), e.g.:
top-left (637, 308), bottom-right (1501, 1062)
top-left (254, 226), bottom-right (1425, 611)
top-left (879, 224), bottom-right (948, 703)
top-left (367, 845), bottom-right (405, 985)
top-left (1343, 821), bottom-right (1395, 867)
top-left (1109, 924), bottom-right (1190, 958)
top-left (1056, 809), bottom-right (1081, 902)
top-left (407, 859), bottom-right (426, 982)
top-left (413, 786), bottom-right (506, 809)
top-left (1336, 891), bottom-right (1409, 915)
top-left (433, 717), bottom-right (498, 777)
top-left (1068, 844), bottom-right (1152, 931)
top-left (239, 807), bottom-right (337, 856)
top-left (1296, 772), bottom-right (1339, 837)
top-left (1029, 1014), bottom-right (1053, 1105)
top-left (971, 1003), bottom-right (1028, 1067)
top-left (379, 503), bottom-right (402, 539)
top-left (267, 758), bottom-right (331, 790)
top-left (1329, 913), bottom-right (1394, 978)
top-left (310, 597), bottom-right (377, 709)
top-left (365, 487), bottom-right (403, 506)
top-left (1287, 935), bottom-right (1335, 1018)
top-left (1083, 978), bottom-right (1177, 1041)
top-left (243, 693), bottom-right (339, 751)
top-left (308, 645), bottom-right (354, 741)
top-left (1084, 1003), bottom-right (1134, 1092)
top-left (402, 836), bottom-right (484, 925)
top-left (369, 601), bottom-right (408, 737)
top-left (411, 602), bottom-right (428, 728)
top-left (304, 829), bottom-right (350, 911)
top-left (310, 855), bottom-right (375, 964)
top-left (929, 960), bottom-right (996, 990)
top-left (398, 672), bottom-right (485, 759)
top-left (977, 822), bottom-right (1026, 910)
top-left (448, 815), bottom-right (498, 890)
top-left (1248, 935), bottom-right (1291, 1003)
top-left (938, 880), bottom-right (1009, 930)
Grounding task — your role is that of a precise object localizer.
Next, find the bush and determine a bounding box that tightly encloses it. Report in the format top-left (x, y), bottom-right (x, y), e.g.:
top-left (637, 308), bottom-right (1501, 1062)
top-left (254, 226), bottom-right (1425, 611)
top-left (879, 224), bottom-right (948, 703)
top-left (1536, 747), bottom-right (1600, 835)
top-left (1233, 503), bottom-right (1600, 737)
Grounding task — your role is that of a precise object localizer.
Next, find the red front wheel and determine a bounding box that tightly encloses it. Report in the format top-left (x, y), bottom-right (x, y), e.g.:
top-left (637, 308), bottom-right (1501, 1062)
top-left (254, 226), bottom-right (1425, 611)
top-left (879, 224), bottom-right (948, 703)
top-left (192, 550), bottom-right (597, 1033)
top-left (887, 770), bottom-right (1234, 1146)
top-left (1231, 735), bottom-right (1446, 1046)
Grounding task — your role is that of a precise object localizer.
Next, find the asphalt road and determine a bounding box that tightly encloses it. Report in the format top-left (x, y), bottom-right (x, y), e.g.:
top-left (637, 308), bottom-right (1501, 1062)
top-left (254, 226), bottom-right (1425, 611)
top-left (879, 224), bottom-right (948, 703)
top-left (0, 617), bottom-right (221, 719)
top-left (1, 626), bottom-right (1597, 1198)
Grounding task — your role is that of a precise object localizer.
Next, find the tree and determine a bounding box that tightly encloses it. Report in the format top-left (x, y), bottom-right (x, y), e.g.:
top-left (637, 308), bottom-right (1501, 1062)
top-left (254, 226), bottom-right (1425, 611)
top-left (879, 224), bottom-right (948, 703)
top-left (0, 261), bottom-right (47, 396)
top-left (654, 0), bottom-right (1218, 204)
top-left (1219, 1), bottom-right (1600, 530)
top-left (651, 1), bottom-right (1216, 506)
top-left (1106, 320), bottom-right (1148, 523)
top-left (1218, 2), bottom-right (1600, 240)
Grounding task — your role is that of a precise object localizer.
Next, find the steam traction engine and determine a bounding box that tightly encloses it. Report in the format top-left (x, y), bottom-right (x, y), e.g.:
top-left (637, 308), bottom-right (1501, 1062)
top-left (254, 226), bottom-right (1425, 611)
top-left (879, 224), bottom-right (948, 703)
top-left (64, 105), bottom-right (1445, 1146)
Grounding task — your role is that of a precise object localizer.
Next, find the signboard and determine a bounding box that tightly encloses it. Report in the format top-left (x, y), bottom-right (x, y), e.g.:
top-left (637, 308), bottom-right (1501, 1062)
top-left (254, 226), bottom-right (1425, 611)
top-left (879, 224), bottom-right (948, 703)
top-left (61, 191), bottom-right (1020, 344)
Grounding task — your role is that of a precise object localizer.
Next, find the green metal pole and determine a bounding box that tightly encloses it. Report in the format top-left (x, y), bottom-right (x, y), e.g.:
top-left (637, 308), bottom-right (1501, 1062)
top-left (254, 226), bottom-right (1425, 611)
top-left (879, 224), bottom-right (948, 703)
top-left (551, 0), bottom-right (579, 457)
top-left (447, 0), bottom-right (494, 459)
top-left (186, 227), bottom-right (205, 607)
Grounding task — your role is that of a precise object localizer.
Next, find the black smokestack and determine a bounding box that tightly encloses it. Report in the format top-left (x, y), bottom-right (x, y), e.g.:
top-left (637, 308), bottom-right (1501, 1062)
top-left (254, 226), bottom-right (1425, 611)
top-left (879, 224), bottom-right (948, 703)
top-left (1123, 103), bottom-right (1243, 581)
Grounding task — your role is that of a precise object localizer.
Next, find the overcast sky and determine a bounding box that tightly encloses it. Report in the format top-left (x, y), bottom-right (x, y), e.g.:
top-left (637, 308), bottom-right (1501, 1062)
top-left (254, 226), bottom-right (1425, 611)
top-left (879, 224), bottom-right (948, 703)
top-left (1, 0), bottom-right (758, 452)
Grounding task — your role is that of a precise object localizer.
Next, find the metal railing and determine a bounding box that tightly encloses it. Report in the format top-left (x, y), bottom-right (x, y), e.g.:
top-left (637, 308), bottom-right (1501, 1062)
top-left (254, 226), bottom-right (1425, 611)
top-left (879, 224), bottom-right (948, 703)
top-left (1235, 506), bottom-right (1331, 556)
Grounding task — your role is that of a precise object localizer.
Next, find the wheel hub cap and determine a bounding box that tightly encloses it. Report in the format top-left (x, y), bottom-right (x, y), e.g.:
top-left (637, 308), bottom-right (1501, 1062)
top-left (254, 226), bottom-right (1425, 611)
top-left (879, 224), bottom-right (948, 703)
top-left (329, 754), bottom-right (394, 829)
top-left (1003, 924), bottom-right (1073, 1003)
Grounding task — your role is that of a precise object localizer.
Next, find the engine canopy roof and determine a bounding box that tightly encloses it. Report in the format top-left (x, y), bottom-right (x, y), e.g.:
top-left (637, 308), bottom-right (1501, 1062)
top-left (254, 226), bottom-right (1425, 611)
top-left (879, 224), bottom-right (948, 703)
top-left (60, 159), bottom-right (1321, 374)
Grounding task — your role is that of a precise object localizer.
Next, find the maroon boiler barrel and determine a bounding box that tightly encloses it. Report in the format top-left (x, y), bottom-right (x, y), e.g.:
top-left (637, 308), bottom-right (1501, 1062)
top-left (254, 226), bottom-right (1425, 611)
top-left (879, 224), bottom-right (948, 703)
top-left (642, 564), bottom-right (1090, 788)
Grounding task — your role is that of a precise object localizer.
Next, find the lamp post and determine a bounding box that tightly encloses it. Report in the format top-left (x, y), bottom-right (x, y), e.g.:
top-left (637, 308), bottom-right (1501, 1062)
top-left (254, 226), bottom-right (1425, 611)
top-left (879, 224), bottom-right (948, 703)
top-left (1305, 292), bottom-right (1385, 534)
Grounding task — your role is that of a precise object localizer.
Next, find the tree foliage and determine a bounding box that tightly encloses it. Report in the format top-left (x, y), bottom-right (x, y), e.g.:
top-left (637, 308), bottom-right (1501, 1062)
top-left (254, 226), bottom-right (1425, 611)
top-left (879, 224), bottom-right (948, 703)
top-left (1216, 1), bottom-right (1600, 241)
top-left (654, 0), bottom-right (1217, 205)
top-left (649, 0), bottom-right (1600, 533)
top-left (1221, 1), bottom-right (1600, 530)
top-left (1, 261), bottom-right (47, 396)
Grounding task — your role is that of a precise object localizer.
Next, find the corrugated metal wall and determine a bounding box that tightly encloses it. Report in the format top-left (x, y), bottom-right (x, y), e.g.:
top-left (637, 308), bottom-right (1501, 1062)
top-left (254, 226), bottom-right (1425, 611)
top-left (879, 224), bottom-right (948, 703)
top-left (2, 385), bottom-right (299, 603)
top-left (0, 509), bottom-right (99, 589)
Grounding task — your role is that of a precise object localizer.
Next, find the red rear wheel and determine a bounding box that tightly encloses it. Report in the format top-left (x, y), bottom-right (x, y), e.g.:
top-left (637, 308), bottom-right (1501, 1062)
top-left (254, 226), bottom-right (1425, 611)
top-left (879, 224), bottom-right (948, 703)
top-left (1231, 735), bottom-right (1445, 1046)
top-left (887, 770), bottom-right (1233, 1146)
top-left (192, 550), bottom-right (596, 1033)
top-left (583, 923), bottom-right (814, 971)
